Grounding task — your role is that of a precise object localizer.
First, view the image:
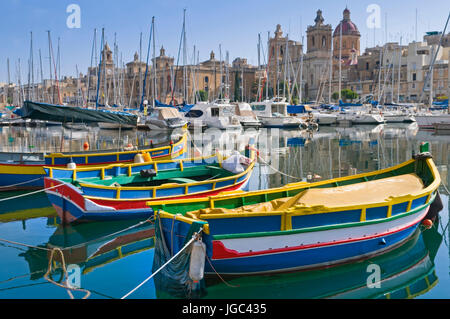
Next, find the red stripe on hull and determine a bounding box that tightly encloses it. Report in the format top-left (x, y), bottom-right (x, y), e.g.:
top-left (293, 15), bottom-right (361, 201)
top-left (44, 178), bottom-right (86, 210)
top-left (88, 179), bottom-right (247, 210)
top-left (211, 207), bottom-right (428, 260)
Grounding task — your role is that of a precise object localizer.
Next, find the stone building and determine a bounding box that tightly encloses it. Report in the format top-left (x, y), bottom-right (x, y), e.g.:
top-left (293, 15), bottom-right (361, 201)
top-left (265, 24), bottom-right (303, 99)
top-left (304, 9), bottom-right (333, 102)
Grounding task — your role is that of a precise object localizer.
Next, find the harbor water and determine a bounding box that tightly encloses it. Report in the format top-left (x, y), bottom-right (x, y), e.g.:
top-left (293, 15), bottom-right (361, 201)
top-left (0, 123), bottom-right (449, 299)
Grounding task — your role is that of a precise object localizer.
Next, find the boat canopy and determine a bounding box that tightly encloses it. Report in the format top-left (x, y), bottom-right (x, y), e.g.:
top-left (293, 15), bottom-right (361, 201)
top-left (235, 103), bottom-right (255, 117)
top-left (287, 105), bottom-right (308, 114)
top-left (187, 173), bottom-right (425, 216)
top-left (339, 100), bottom-right (363, 107)
top-left (157, 107), bottom-right (182, 120)
top-left (19, 101), bottom-right (138, 125)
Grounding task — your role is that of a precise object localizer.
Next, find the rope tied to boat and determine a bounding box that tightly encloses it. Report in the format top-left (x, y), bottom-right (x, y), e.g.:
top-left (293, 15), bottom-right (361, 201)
top-left (0, 177), bottom-right (43, 189)
top-left (0, 238), bottom-right (91, 298)
top-left (0, 183), bottom-right (63, 202)
top-left (257, 153), bottom-right (303, 181)
top-left (120, 227), bottom-right (203, 299)
top-left (44, 247), bottom-right (91, 299)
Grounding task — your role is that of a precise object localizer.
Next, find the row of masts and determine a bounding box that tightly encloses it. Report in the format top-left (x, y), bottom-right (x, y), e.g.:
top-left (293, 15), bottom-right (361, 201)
top-left (6, 11), bottom-right (450, 109)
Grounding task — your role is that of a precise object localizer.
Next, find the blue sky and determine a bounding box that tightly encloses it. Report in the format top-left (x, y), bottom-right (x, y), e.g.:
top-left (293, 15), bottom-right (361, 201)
top-left (0, 0), bottom-right (449, 83)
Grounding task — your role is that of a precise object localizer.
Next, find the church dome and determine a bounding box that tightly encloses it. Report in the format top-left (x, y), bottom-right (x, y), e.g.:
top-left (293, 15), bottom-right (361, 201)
top-left (333, 8), bottom-right (360, 37)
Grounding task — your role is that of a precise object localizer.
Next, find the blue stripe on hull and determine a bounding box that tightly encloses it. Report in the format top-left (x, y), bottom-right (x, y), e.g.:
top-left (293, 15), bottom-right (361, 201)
top-left (207, 224), bottom-right (419, 275)
top-left (46, 192), bottom-right (153, 223)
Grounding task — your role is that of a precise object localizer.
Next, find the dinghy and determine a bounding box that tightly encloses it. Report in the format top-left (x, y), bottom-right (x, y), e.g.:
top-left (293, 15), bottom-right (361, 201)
top-left (151, 142), bottom-right (441, 275)
top-left (43, 146), bottom-right (256, 223)
top-left (0, 133), bottom-right (187, 191)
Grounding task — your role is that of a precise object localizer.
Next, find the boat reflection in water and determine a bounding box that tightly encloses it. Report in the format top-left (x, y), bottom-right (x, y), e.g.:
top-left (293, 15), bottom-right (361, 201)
top-left (18, 218), bottom-right (155, 288)
top-left (154, 220), bottom-right (443, 299)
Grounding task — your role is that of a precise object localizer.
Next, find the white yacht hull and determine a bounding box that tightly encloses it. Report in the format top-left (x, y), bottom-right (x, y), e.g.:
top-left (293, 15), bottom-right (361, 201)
top-left (258, 116), bottom-right (304, 128)
top-left (337, 113), bottom-right (384, 125)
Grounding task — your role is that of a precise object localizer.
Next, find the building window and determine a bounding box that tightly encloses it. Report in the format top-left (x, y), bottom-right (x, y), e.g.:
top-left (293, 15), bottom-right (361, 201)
top-left (204, 76), bottom-right (209, 83)
top-left (412, 73), bottom-right (416, 81)
top-left (312, 36), bottom-right (315, 47)
top-left (366, 62), bottom-right (369, 70)
top-left (322, 36), bottom-right (326, 48)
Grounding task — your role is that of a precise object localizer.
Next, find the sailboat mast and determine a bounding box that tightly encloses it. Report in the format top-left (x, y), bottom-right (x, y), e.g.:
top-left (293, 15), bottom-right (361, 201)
top-left (266, 31), bottom-right (269, 101)
top-left (219, 44), bottom-right (223, 98)
top-left (39, 49), bottom-right (44, 102)
top-left (30, 31), bottom-right (35, 101)
top-left (95, 28), bottom-right (105, 109)
top-left (152, 16), bottom-right (156, 108)
top-left (338, 20), bottom-right (342, 102)
top-left (140, 19), bottom-right (153, 111)
top-left (429, 46), bottom-right (434, 108)
top-left (299, 36), bottom-right (304, 104)
top-left (139, 32), bottom-right (143, 105)
top-left (397, 37), bottom-right (402, 103)
top-left (377, 47), bottom-right (383, 103)
top-left (87, 28), bottom-right (96, 108)
top-left (47, 31), bottom-right (53, 104)
top-left (329, 45), bottom-right (332, 104)
top-left (419, 12), bottom-right (449, 108)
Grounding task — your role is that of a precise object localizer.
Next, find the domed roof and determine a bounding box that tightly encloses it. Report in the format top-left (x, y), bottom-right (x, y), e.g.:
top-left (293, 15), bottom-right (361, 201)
top-left (333, 7), bottom-right (360, 37)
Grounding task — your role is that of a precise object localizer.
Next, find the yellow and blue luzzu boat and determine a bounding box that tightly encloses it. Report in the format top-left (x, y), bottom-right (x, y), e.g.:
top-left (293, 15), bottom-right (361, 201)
top-left (151, 142), bottom-right (442, 276)
top-left (0, 133), bottom-right (187, 191)
top-left (43, 145), bottom-right (256, 224)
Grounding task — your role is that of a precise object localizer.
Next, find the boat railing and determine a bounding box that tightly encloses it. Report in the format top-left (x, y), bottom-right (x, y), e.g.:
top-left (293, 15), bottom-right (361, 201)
top-left (150, 153), bottom-right (440, 235)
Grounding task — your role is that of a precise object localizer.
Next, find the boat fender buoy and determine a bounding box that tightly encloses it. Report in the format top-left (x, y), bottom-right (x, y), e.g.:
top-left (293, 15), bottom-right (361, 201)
top-left (189, 240), bottom-right (206, 282)
top-left (134, 153), bottom-right (145, 163)
top-left (83, 141), bottom-right (90, 151)
top-left (67, 161), bottom-right (77, 170)
top-left (142, 152), bottom-right (152, 163)
top-left (421, 219), bottom-right (433, 229)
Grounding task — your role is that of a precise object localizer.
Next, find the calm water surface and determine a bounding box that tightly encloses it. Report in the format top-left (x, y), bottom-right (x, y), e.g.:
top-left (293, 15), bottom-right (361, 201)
top-left (0, 123), bottom-right (448, 299)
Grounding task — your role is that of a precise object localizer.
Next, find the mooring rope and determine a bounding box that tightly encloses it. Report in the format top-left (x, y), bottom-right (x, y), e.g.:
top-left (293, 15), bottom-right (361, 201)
top-left (440, 181), bottom-right (450, 196)
top-left (0, 177), bottom-right (43, 189)
top-left (257, 154), bottom-right (303, 181)
top-left (44, 247), bottom-right (91, 299)
top-left (120, 228), bottom-right (203, 299)
top-left (0, 238), bottom-right (91, 298)
top-left (0, 217), bottom-right (153, 293)
top-left (204, 247), bottom-right (239, 288)
top-left (0, 183), bottom-right (62, 202)
top-left (0, 240), bottom-right (92, 298)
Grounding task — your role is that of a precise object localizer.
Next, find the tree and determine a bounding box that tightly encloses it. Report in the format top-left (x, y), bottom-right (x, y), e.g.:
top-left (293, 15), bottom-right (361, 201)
top-left (195, 90), bottom-right (208, 102)
top-left (332, 89), bottom-right (358, 102)
top-left (331, 92), bottom-right (339, 101)
top-left (341, 89), bottom-right (358, 102)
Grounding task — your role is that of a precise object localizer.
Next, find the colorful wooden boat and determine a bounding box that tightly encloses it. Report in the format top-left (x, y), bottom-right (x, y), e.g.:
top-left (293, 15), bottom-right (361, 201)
top-left (154, 227), bottom-right (439, 299)
top-left (151, 142), bottom-right (441, 275)
top-left (43, 146), bottom-right (256, 223)
top-left (0, 133), bottom-right (187, 191)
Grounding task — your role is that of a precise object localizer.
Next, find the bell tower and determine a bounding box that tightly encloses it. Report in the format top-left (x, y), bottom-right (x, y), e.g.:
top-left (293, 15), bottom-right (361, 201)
top-left (306, 9), bottom-right (332, 55)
